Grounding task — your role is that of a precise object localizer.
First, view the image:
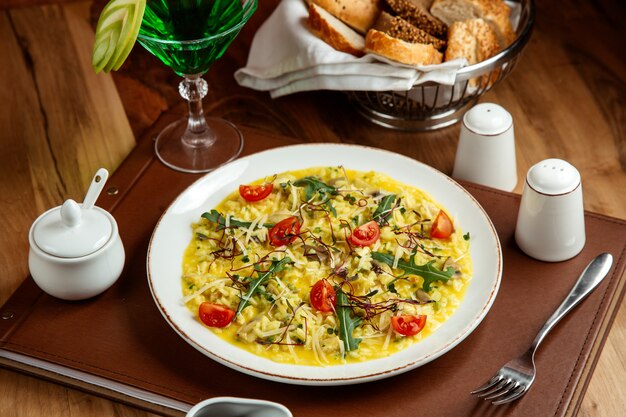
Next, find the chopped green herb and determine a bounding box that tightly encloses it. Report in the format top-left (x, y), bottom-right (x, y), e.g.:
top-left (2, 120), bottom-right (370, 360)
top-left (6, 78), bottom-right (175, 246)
top-left (236, 257), bottom-right (292, 317)
top-left (241, 255), bottom-right (250, 263)
top-left (196, 232), bottom-right (209, 240)
top-left (293, 176), bottom-right (337, 200)
top-left (293, 176), bottom-right (339, 216)
top-left (372, 194), bottom-right (397, 225)
top-left (201, 210), bottom-right (274, 230)
top-left (463, 232), bottom-right (471, 241)
top-left (344, 194), bottom-right (357, 205)
top-left (336, 288), bottom-right (362, 355)
top-left (372, 251), bottom-right (455, 292)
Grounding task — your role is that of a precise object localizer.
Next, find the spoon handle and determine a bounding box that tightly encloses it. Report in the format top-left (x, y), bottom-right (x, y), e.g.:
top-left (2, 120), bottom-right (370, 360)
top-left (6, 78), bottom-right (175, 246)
top-left (83, 168), bottom-right (109, 209)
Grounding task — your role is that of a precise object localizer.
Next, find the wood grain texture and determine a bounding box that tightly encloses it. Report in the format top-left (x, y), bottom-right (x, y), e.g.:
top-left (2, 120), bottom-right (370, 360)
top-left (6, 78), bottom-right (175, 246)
top-left (0, 2), bottom-right (139, 417)
top-left (0, 0), bottom-right (624, 416)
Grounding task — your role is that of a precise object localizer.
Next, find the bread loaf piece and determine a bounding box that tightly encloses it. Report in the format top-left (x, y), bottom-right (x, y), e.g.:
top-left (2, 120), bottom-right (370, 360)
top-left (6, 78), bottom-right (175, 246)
top-left (309, 0), bottom-right (382, 34)
top-left (365, 28), bottom-right (443, 65)
top-left (407, 0), bottom-right (434, 8)
top-left (430, 0), bottom-right (515, 47)
top-left (444, 18), bottom-right (499, 86)
top-left (308, 3), bottom-right (365, 56)
top-left (373, 11), bottom-right (446, 49)
top-left (445, 18), bottom-right (499, 62)
top-left (384, 0), bottom-right (447, 39)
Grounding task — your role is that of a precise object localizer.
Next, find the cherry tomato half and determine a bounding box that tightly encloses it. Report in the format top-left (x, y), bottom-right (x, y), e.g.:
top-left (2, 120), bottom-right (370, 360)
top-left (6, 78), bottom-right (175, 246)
top-left (310, 280), bottom-right (336, 312)
top-left (199, 303), bottom-right (235, 328)
top-left (269, 216), bottom-right (301, 246)
top-left (349, 220), bottom-right (381, 247)
top-left (391, 314), bottom-right (427, 336)
top-left (430, 210), bottom-right (454, 239)
top-left (239, 184), bottom-right (273, 202)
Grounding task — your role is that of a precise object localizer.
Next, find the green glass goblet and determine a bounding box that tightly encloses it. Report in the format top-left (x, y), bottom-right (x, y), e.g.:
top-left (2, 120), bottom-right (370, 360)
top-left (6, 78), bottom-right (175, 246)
top-left (137, 0), bottom-right (257, 173)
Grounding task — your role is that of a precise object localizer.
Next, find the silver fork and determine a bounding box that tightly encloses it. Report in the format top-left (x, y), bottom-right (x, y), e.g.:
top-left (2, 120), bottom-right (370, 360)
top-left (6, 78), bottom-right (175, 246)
top-left (471, 252), bottom-right (613, 405)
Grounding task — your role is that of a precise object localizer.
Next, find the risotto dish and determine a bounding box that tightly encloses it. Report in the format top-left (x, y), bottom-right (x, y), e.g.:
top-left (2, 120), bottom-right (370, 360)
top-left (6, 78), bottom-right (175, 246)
top-left (182, 167), bottom-right (472, 365)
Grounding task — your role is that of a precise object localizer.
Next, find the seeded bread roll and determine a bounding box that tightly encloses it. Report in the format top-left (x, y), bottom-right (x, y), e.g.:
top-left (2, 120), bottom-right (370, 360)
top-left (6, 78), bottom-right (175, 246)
top-left (430, 0), bottom-right (515, 47)
top-left (365, 28), bottom-right (443, 65)
top-left (444, 18), bottom-right (499, 86)
top-left (384, 0), bottom-right (447, 39)
top-left (308, 3), bottom-right (365, 56)
top-left (374, 11), bottom-right (446, 49)
top-left (309, 0), bottom-right (382, 34)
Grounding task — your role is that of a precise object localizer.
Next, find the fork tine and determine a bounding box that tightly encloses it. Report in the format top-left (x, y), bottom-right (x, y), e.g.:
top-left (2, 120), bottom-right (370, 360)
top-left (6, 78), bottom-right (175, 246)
top-left (492, 385), bottom-right (527, 405)
top-left (475, 378), bottom-right (510, 398)
top-left (470, 375), bottom-right (503, 395)
top-left (481, 379), bottom-right (518, 400)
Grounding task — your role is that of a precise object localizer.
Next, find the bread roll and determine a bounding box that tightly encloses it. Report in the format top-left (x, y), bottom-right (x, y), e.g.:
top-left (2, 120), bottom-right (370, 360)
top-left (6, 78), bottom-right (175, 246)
top-left (373, 11), bottom-right (446, 49)
top-left (444, 18), bottom-right (499, 86)
top-left (445, 18), bottom-right (499, 62)
top-left (430, 0), bottom-right (515, 47)
top-left (365, 28), bottom-right (443, 65)
top-left (407, 0), bottom-right (434, 8)
top-left (309, 0), bottom-right (382, 34)
top-left (384, 0), bottom-right (447, 38)
top-left (308, 3), bottom-right (365, 56)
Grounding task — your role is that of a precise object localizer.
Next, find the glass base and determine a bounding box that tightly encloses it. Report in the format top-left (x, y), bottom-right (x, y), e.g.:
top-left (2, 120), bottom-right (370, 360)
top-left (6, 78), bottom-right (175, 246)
top-left (154, 117), bottom-right (244, 173)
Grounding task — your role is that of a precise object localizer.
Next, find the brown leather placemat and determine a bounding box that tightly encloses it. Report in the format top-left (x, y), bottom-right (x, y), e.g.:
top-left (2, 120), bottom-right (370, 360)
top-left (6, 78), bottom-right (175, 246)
top-left (1, 126), bottom-right (625, 417)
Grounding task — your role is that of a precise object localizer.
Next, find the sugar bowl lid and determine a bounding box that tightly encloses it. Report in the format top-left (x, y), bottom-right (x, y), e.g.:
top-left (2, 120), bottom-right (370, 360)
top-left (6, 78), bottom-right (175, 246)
top-left (33, 200), bottom-right (111, 258)
top-left (31, 168), bottom-right (112, 258)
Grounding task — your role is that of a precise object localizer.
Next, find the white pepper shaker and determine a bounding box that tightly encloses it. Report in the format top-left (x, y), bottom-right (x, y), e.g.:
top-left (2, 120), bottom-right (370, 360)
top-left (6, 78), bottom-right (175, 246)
top-left (452, 103), bottom-right (517, 191)
top-left (515, 159), bottom-right (585, 262)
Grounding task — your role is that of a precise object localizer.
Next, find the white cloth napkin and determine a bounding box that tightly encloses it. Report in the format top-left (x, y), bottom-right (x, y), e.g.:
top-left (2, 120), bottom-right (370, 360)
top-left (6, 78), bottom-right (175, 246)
top-left (234, 0), bottom-right (466, 98)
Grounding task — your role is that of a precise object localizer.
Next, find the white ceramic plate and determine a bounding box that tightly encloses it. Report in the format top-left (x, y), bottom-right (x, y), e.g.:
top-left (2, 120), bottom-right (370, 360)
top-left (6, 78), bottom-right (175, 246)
top-left (147, 144), bottom-right (502, 385)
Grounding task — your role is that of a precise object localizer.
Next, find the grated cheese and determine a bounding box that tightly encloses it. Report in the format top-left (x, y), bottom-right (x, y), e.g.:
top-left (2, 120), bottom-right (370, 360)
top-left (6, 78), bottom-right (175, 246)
top-left (245, 215), bottom-right (261, 245)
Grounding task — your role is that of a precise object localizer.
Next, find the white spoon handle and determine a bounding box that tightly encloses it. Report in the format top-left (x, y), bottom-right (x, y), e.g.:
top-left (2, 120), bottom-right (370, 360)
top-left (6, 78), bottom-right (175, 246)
top-left (83, 168), bottom-right (109, 209)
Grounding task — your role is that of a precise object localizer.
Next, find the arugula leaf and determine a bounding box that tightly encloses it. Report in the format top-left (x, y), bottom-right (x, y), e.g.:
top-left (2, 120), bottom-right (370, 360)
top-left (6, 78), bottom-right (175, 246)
top-left (293, 176), bottom-right (338, 216)
top-left (236, 257), bottom-right (292, 317)
top-left (371, 251), bottom-right (455, 292)
top-left (372, 194), bottom-right (396, 225)
top-left (336, 287), bottom-right (362, 355)
top-left (201, 209), bottom-right (274, 230)
top-left (293, 176), bottom-right (338, 200)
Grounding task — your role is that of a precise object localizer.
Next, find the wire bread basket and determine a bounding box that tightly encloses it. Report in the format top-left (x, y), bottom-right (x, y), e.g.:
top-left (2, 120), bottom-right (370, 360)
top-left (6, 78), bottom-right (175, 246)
top-left (348, 0), bottom-right (535, 131)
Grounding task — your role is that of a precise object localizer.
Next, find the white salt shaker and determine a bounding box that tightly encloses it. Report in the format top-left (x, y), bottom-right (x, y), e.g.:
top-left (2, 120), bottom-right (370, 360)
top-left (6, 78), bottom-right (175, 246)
top-left (515, 159), bottom-right (585, 262)
top-left (452, 103), bottom-right (517, 191)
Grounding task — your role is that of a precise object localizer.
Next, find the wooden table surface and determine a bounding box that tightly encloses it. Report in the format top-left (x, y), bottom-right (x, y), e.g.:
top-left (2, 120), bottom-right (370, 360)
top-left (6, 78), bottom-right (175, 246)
top-left (1, 0), bottom-right (624, 415)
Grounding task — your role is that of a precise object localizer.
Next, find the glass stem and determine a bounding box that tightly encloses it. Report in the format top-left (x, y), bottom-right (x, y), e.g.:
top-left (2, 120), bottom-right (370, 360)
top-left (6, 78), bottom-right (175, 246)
top-left (179, 74), bottom-right (214, 148)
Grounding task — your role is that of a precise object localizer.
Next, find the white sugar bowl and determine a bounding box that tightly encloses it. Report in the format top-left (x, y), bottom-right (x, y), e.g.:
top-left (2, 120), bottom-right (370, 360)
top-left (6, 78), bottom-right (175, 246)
top-left (28, 169), bottom-right (125, 300)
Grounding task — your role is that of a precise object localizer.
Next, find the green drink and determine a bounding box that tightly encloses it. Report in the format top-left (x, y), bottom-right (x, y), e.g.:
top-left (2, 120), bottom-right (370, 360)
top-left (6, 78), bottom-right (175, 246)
top-left (92, 0), bottom-right (256, 173)
top-left (138, 0), bottom-right (249, 76)
top-left (135, 0), bottom-right (256, 173)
